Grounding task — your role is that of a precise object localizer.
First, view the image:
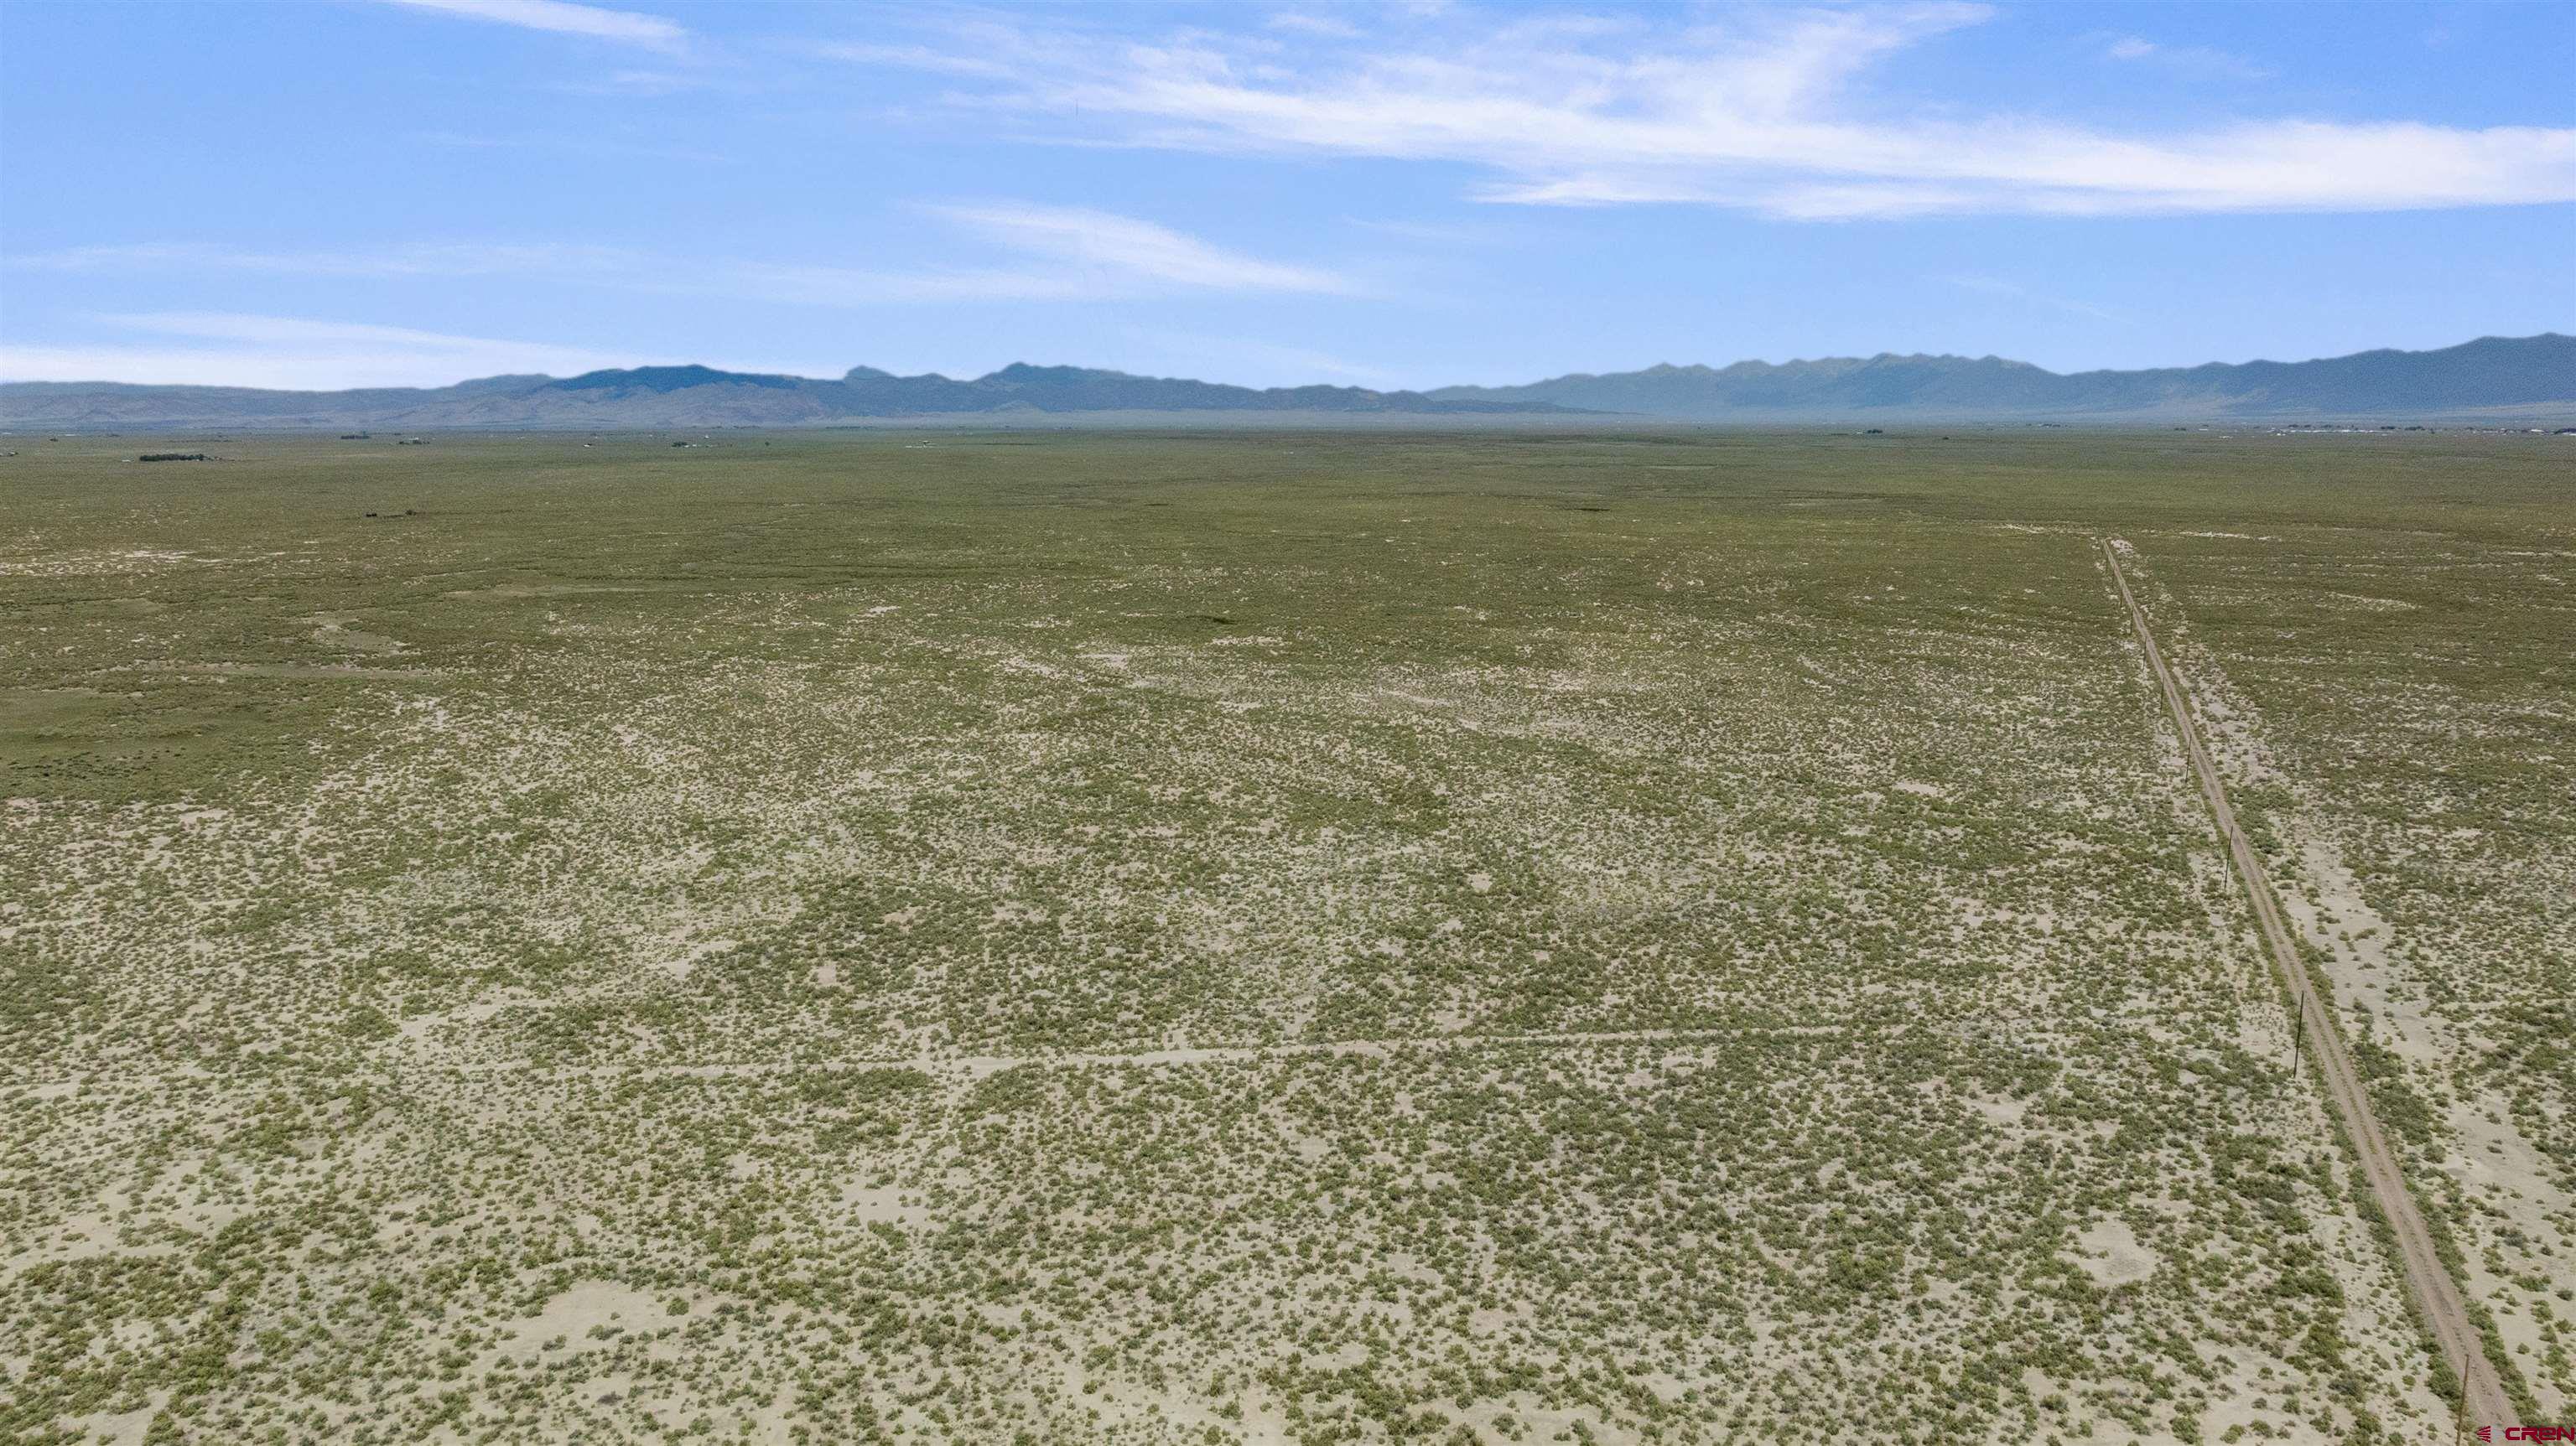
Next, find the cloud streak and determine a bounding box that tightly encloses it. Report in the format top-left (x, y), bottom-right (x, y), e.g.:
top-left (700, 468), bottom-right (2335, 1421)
top-left (825, 4), bottom-right (2576, 219)
top-left (6, 206), bottom-right (1359, 307)
top-left (374, 0), bottom-right (686, 49)
top-left (0, 313), bottom-right (657, 390)
top-left (11, 241), bottom-right (636, 278)
top-left (2103, 35), bottom-right (2272, 82)
top-left (927, 204), bottom-right (1358, 294)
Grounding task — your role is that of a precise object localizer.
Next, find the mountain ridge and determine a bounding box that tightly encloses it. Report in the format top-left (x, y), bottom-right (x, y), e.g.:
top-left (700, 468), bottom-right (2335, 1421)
top-left (4, 334), bottom-right (2568, 428)
top-left (1425, 334), bottom-right (2573, 417)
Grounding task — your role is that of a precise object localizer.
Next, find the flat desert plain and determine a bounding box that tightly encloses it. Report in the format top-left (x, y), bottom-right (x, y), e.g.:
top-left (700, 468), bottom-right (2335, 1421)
top-left (3, 428), bottom-right (2568, 1445)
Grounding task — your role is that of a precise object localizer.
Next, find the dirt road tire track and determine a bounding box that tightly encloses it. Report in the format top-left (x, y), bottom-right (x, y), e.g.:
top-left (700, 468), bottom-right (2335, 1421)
top-left (2101, 536), bottom-right (2514, 1433)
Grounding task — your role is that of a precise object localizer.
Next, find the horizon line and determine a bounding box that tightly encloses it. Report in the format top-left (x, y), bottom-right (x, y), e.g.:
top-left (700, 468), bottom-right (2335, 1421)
top-left (1, 330), bottom-right (2565, 396)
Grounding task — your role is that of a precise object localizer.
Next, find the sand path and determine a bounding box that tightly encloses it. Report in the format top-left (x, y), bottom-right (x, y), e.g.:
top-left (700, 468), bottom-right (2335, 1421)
top-left (2102, 536), bottom-right (2512, 1433)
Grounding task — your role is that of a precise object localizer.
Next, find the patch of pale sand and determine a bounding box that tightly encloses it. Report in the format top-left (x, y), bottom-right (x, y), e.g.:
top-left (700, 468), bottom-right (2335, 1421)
top-left (397, 993), bottom-right (523, 1044)
top-left (813, 961), bottom-right (839, 988)
top-left (2167, 1345), bottom-right (2339, 1446)
top-left (741, 1384), bottom-right (802, 1444)
top-left (2441, 1112), bottom-right (2576, 1414)
top-left (2231, 1003), bottom-right (2294, 1069)
top-left (839, 1184), bottom-right (927, 1227)
top-left (2285, 827), bottom-right (2576, 1415)
top-left (2064, 1217), bottom-right (2157, 1288)
top-left (0, 548), bottom-right (201, 578)
top-left (1044, 1359), bottom-right (1299, 1443)
top-left (2309, 1175), bottom-right (2454, 1438)
top-left (148, 661), bottom-right (445, 681)
top-left (497, 1280), bottom-right (670, 1360)
top-left (2156, 635), bottom-right (2290, 790)
top-left (1457, 1399), bottom-right (1616, 1446)
top-left (2279, 837), bottom-right (2443, 1066)
top-left (1374, 687), bottom-right (1447, 710)
top-left (440, 583), bottom-right (646, 599)
top-left (5, 1209), bottom-right (171, 1273)
top-left (654, 935), bottom-right (737, 981)
top-left (2443, 1114), bottom-right (2576, 1384)
top-left (1792, 652), bottom-right (1852, 689)
top-left (1963, 1094), bottom-right (2028, 1129)
top-left (172, 1200), bottom-right (249, 1237)
top-left (13, 1191), bottom-right (252, 1279)
top-left (57, 1392), bottom-right (168, 1446)
top-left (1893, 779), bottom-right (1948, 799)
top-left (299, 612), bottom-right (408, 654)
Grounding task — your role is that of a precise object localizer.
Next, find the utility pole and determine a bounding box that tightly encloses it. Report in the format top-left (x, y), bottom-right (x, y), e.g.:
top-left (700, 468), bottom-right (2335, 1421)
top-left (2289, 1011), bottom-right (2303, 1079)
top-left (2455, 1355), bottom-right (2471, 1445)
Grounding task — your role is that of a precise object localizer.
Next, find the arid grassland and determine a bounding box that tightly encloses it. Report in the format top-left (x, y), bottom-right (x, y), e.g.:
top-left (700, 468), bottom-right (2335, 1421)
top-left (3, 430), bottom-right (2568, 1445)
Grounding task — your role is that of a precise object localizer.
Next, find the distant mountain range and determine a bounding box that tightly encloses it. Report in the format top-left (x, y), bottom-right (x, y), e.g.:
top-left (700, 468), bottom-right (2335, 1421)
top-left (0, 363), bottom-right (1566, 430)
top-left (1429, 334), bottom-right (2575, 420)
top-left (5, 334), bottom-right (2568, 429)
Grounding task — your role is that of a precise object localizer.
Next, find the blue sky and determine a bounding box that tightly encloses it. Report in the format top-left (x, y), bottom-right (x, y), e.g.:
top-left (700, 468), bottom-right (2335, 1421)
top-left (3, 0), bottom-right (2570, 391)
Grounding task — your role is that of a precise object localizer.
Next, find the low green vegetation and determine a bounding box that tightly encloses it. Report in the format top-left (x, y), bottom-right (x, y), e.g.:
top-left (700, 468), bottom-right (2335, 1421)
top-left (3, 428), bottom-right (2566, 1443)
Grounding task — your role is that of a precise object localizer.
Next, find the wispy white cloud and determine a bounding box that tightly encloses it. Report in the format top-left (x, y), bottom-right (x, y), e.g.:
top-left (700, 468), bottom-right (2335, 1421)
top-left (2102, 35), bottom-right (2272, 81)
top-left (824, 4), bottom-right (2576, 219)
top-left (553, 68), bottom-right (705, 97)
top-left (5, 206), bottom-right (1359, 309)
top-left (1267, 13), bottom-right (1362, 39)
top-left (925, 204), bottom-right (1358, 294)
top-left (98, 313), bottom-right (577, 349)
top-left (0, 308), bottom-right (1395, 391)
top-left (805, 40), bottom-right (1021, 79)
top-left (1344, 215), bottom-right (1525, 246)
top-left (374, 0), bottom-right (685, 50)
top-left (11, 240), bottom-right (635, 277)
top-left (0, 313), bottom-right (659, 390)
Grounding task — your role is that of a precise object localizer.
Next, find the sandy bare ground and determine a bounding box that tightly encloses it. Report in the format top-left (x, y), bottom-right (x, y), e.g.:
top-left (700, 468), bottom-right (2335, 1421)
top-left (2102, 536), bottom-right (2514, 1433)
top-left (13, 1022), bottom-right (1872, 1096)
top-left (432, 1020), bottom-right (1867, 1079)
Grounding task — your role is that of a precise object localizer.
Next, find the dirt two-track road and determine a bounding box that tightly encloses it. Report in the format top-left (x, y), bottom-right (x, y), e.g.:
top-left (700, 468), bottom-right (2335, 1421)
top-left (2102, 538), bottom-right (2514, 1434)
